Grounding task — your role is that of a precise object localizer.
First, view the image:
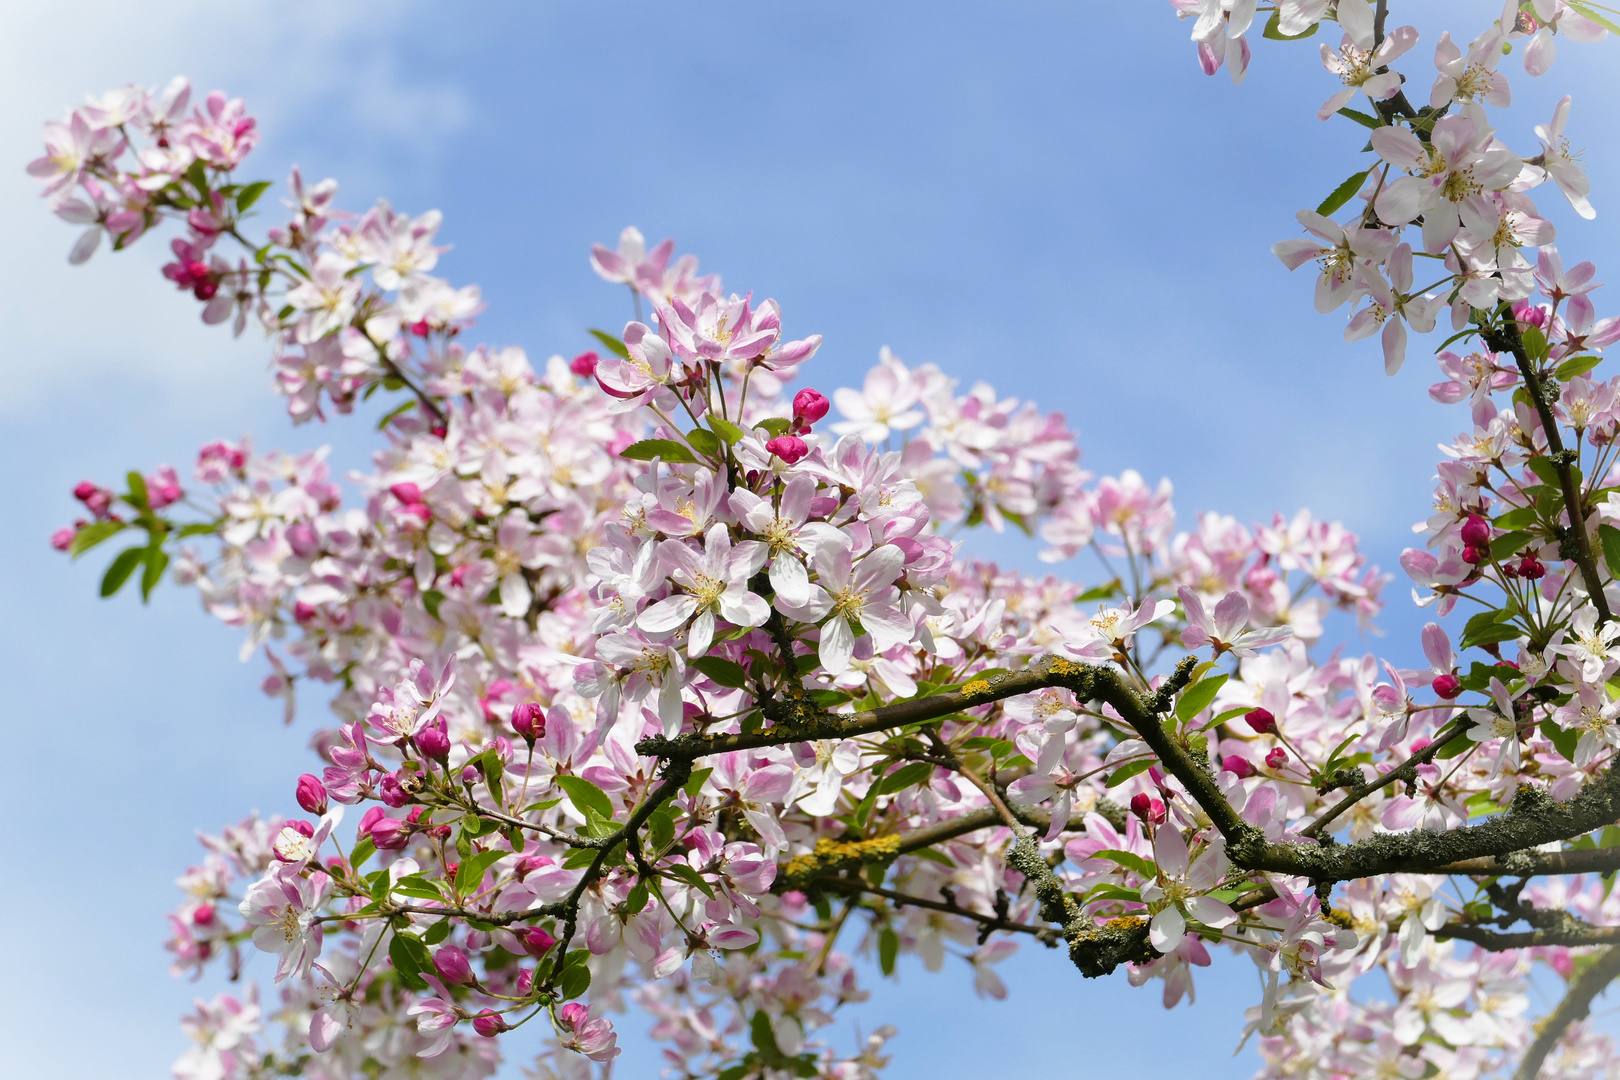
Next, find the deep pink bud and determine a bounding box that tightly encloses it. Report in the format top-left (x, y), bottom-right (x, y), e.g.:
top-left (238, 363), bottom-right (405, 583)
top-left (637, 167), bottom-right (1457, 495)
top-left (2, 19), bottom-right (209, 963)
top-left (193, 903), bottom-right (216, 926)
top-left (1264, 747), bottom-right (1288, 769)
top-left (401, 502), bottom-right (432, 524)
top-left (511, 702), bottom-right (546, 743)
top-left (50, 526), bottom-right (76, 551)
top-left (520, 926), bottom-right (558, 958)
top-left (415, 718), bottom-right (451, 760)
top-left (389, 482), bottom-right (423, 505)
top-left (1462, 544), bottom-right (1486, 565)
top-left (358, 806), bottom-right (385, 839)
top-left (186, 260), bottom-right (211, 282)
top-left (472, 1010), bottom-right (507, 1037)
top-left (293, 601), bottom-right (319, 624)
top-left (378, 772), bottom-right (409, 808)
top-left (569, 350), bottom-right (599, 376)
top-left (766, 434), bottom-right (809, 464)
top-left (515, 968), bottom-right (535, 996)
top-left (1129, 793), bottom-right (1165, 825)
top-left (73, 481), bottom-right (99, 502)
top-left (295, 773), bottom-right (329, 815)
top-left (1431, 673), bottom-right (1463, 700)
top-left (409, 319), bottom-right (432, 337)
top-left (1519, 556), bottom-right (1546, 579)
top-left (1244, 708), bottom-right (1277, 735)
top-left (1460, 515), bottom-right (1492, 547)
top-left (792, 387), bottom-right (830, 427)
top-left (370, 817), bottom-right (409, 850)
top-left (193, 280), bottom-right (218, 301)
top-left (433, 945), bottom-right (475, 986)
top-left (1221, 755), bottom-right (1255, 779)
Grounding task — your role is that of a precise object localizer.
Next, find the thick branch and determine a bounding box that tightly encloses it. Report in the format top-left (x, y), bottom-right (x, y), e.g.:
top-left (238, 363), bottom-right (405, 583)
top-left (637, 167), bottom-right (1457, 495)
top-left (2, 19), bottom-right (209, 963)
top-left (1439, 923), bottom-right (1620, 950)
top-left (1301, 721), bottom-right (1473, 839)
top-left (1515, 946), bottom-right (1620, 1080)
top-left (1438, 847), bottom-right (1620, 878)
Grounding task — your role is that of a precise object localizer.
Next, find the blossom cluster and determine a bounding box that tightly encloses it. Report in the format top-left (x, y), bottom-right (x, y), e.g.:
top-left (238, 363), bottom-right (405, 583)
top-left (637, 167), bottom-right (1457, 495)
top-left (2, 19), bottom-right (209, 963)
top-left (32, 3), bottom-right (1620, 1078)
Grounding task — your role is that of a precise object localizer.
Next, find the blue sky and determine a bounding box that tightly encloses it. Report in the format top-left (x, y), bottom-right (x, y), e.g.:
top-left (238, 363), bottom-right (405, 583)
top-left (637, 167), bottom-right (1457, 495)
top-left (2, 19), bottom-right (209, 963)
top-left (4, 1), bottom-right (1620, 1076)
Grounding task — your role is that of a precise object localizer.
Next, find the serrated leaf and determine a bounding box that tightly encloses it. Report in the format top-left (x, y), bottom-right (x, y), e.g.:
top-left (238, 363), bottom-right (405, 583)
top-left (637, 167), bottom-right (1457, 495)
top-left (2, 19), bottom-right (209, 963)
top-left (389, 931), bottom-right (431, 990)
top-left (1105, 759), bottom-right (1153, 787)
top-left (422, 918), bottom-right (451, 945)
top-left (1092, 848), bottom-right (1157, 878)
top-left (618, 438), bottom-right (699, 464)
top-left (755, 417), bottom-right (792, 438)
top-left (556, 775), bottom-right (615, 821)
top-left (710, 417), bottom-right (746, 445)
top-left (1175, 674), bottom-right (1228, 723)
top-left (236, 180), bottom-right (272, 212)
top-left (1494, 506), bottom-right (1539, 530)
top-left (588, 328), bottom-right (630, 359)
top-left (1522, 325), bottom-right (1551, 362)
top-left (1567, 0), bottom-right (1620, 37)
top-left (691, 655), bottom-right (750, 688)
top-left (455, 849), bottom-right (506, 895)
top-left (100, 546), bottom-right (146, 597)
top-left (1556, 354), bottom-right (1603, 381)
top-left (875, 760), bottom-right (933, 795)
top-left (68, 520), bottom-right (125, 558)
top-left (1336, 107), bottom-right (1382, 129)
top-left (1315, 169), bottom-right (1371, 217)
top-left (683, 766), bottom-right (714, 800)
top-left (686, 428), bottom-right (721, 456)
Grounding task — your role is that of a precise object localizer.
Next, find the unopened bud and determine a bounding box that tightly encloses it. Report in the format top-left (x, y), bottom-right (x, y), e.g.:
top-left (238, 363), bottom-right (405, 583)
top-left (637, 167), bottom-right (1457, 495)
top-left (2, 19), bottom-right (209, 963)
top-left (1431, 673), bottom-right (1463, 700)
top-left (193, 903), bottom-right (216, 926)
top-left (1462, 544), bottom-right (1487, 565)
top-left (520, 926), bottom-right (558, 958)
top-left (388, 482), bottom-right (423, 505)
top-left (415, 718), bottom-right (451, 761)
top-left (472, 1010), bottom-right (508, 1037)
top-left (1244, 708), bottom-right (1277, 735)
top-left (1460, 515), bottom-right (1492, 547)
top-left (295, 773), bottom-right (329, 815)
top-left (433, 945), bottom-right (475, 986)
top-left (1264, 747), bottom-right (1288, 769)
top-left (511, 702), bottom-right (546, 743)
top-left (766, 434), bottom-right (809, 465)
top-left (569, 351), bottom-right (599, 376)
top-left (1518, 556), bottom-right (1546, 579)
top-left (1221, 755), bottom-right (1255, 779)
top-left (370, 817), bottom-right (410, 850)
top-left (1129, 792), bottom-right (1166, 825)
top-left (792, 387), bottom-right (830, 427)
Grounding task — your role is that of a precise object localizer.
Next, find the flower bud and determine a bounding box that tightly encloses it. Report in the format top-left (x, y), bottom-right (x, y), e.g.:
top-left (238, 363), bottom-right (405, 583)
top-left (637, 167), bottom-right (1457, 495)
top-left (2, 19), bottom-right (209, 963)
top-left (433, 945), bottom-right (475, 986)
top-left (193, 903), bottom-right (216, 926)
top-left (358, 806), bottom-right (385, 839)
top-left (1518, 556), bottom-right (1546, 579)
top-left (73, 481), bottom-right (100, 502)
top-left (193, 280), bottom-right (218, 301)
top-left (1221, 755), bottom-right (1255, 779)
top-left (1244, 708), bottom-right (1277, 735)
top-left (416, 717), bottom-right (451, 761)
top-left (389, 482), bottom-right (423, 505)
top-left (378, 771), bottom-right (409, 808)
top-left (520, 926), bottom-right (558, 958)
top-left (1462, 544), bottom-right (1487, 565)
top-left (1129, 792), bottom-right (1165, 825)
top-left (472, 1010), bottom-right (508, 1037)
top-left (1460, 515), bottom-right (1492, 547)
top-left (295, 773), bottom-right (329, 815)
top-left (50, 526), bottom-right (77, 551)
top-left (370, 816), bottom-right (410, 850)
top-left (1264, 747), bottom-right (1288, 769)
top-left (569, 351), bottom-right (599, 376)
top-left (516, 854), bottom-right (555, 879)
top-left (1431, 673), bottom-right (1463, 700)
top-left (766, 434), bottom-right (809, 464)
top-left (515, 968), bottom-right (535, 996)
top-left (792, 387), bottom-right (830, 427)
top-left (511, 702), bottom-right (546, 743)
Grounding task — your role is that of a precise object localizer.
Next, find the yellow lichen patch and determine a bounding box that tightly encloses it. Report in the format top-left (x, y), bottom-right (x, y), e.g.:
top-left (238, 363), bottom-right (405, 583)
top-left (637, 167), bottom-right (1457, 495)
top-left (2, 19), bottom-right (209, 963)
top-left (1048, 658), bottom-right (1082, 677)
top-left (962, 679), bottom-right (992, 697)
top-left (1104, 916), bottom-right (1146, 932)
top-left (1324, 908), bottom-right (1354, 930)
top-left (780, 835), bottom-right (903, 890)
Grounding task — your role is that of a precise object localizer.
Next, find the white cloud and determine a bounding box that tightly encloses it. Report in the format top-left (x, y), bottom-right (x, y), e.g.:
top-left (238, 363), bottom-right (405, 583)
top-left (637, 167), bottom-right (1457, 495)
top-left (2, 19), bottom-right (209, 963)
top-left (0, 0), bottom-right (467, 414)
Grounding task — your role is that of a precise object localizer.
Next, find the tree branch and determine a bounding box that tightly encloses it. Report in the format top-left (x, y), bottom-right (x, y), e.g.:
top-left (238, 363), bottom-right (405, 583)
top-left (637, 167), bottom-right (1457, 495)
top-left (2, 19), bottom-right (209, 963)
top-left (1514, 945), bottom-right (1620, 1080)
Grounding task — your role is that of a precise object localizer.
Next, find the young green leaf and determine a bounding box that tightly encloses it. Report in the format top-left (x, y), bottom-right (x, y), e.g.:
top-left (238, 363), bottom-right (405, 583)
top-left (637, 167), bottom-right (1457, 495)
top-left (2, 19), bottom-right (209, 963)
top-left (68, 520), bottom-right (125, 558)
top-left (556, 775), bottom-right (615, 821)
top-left (1315, 169), bottom-right (1371, 217)
top-left (588, 328), bottom-right (631, 359)
top-left (618, 439), bottom-right (700, 465)
top-left (236, 180), bottom-right (272, 212)
top-left (100, 546), bottom-right (147, 597)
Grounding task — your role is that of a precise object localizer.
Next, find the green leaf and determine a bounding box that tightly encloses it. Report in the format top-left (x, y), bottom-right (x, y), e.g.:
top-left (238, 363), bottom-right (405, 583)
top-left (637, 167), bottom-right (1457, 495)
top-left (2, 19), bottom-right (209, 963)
top-left (556, 775), bottom-right (615, 821)
top-left (1489, 530), bottom-right (1532, 562)
top-left (140, 545), bottom-right (170, 601)
top-left (420, 589), bottom-right (446, 620)
top-left (1494, 506), bottom-right (1539, 530)
top-left (236, 180), bottom-right (272, 212)
top-left (1600, 524), bottom-right (1620, 581)
top-left (1522, 325), bottom-right (1551, 362)
top-left (177, 522), bottom-right (218, 538)
top-left (686, 428), bottom-right (722, 456)
top-left (1175, 674), bottom-right (1228, 724)
top-left (1092, 848), bottom-right (1157, 878)
top-left (1556, 354), bottom-right (1603, 381)
top-left (376, 398), bottom-right (417, 430)
top-left (878, 927), bottom-right (899, 976)
top-left (422, 918), bottom-right (452, 945)
top-left (1262, 9), bottom-right (1319, 39)
top-left (1196, 705), bottom-right (1255, 733)
top-left (1568, 1), bottom-right (1620, 37)
top-left (455, 849), bottom-right (506, 894)
top-left (68, 520), bottom-right (125, 558)
top-left (1336, 107), bottom-right (1383, 130)
top-left (683, 766), bottom-right (713, 800)
top-left (588, 328), bottom-right (630, 359)
top-left (710, 417), bottom-right (746, 445)
top-left (184, 159), bottom-right (211, 195)
top-left (875, 760), bottom-right (933, 795)
top-left (751, 1010), bottom-right (781, 1055)
top-left (557, 949), bottom-right (593, 1000)
top-left (1540, 719), bottom-right (1581, 762)
top-left (646, 808), bottom-right (676, 854)
top-left (625, 881), bottom-right (650, 915)
top-left (755, 417), bottom-right (793, 438)
top-left (100, 546), bottom-right (146, 597)
top-left (618, 438), bottom-right (700, 465)
top-left (125, 470), bottom-right (150, 513)
top-left (1315, 169), bottom-right (1371, 217)
top-left (1433, 326), bottom-right (1482, 354)
top-left (389, 931), bottom-right (432, 990)
top-left (348, 836), bottom-right (375, 870)
top-left (1105, 759), bottom-right (1153, 787)
top-left (691, 655), bottom-right (750, 689)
